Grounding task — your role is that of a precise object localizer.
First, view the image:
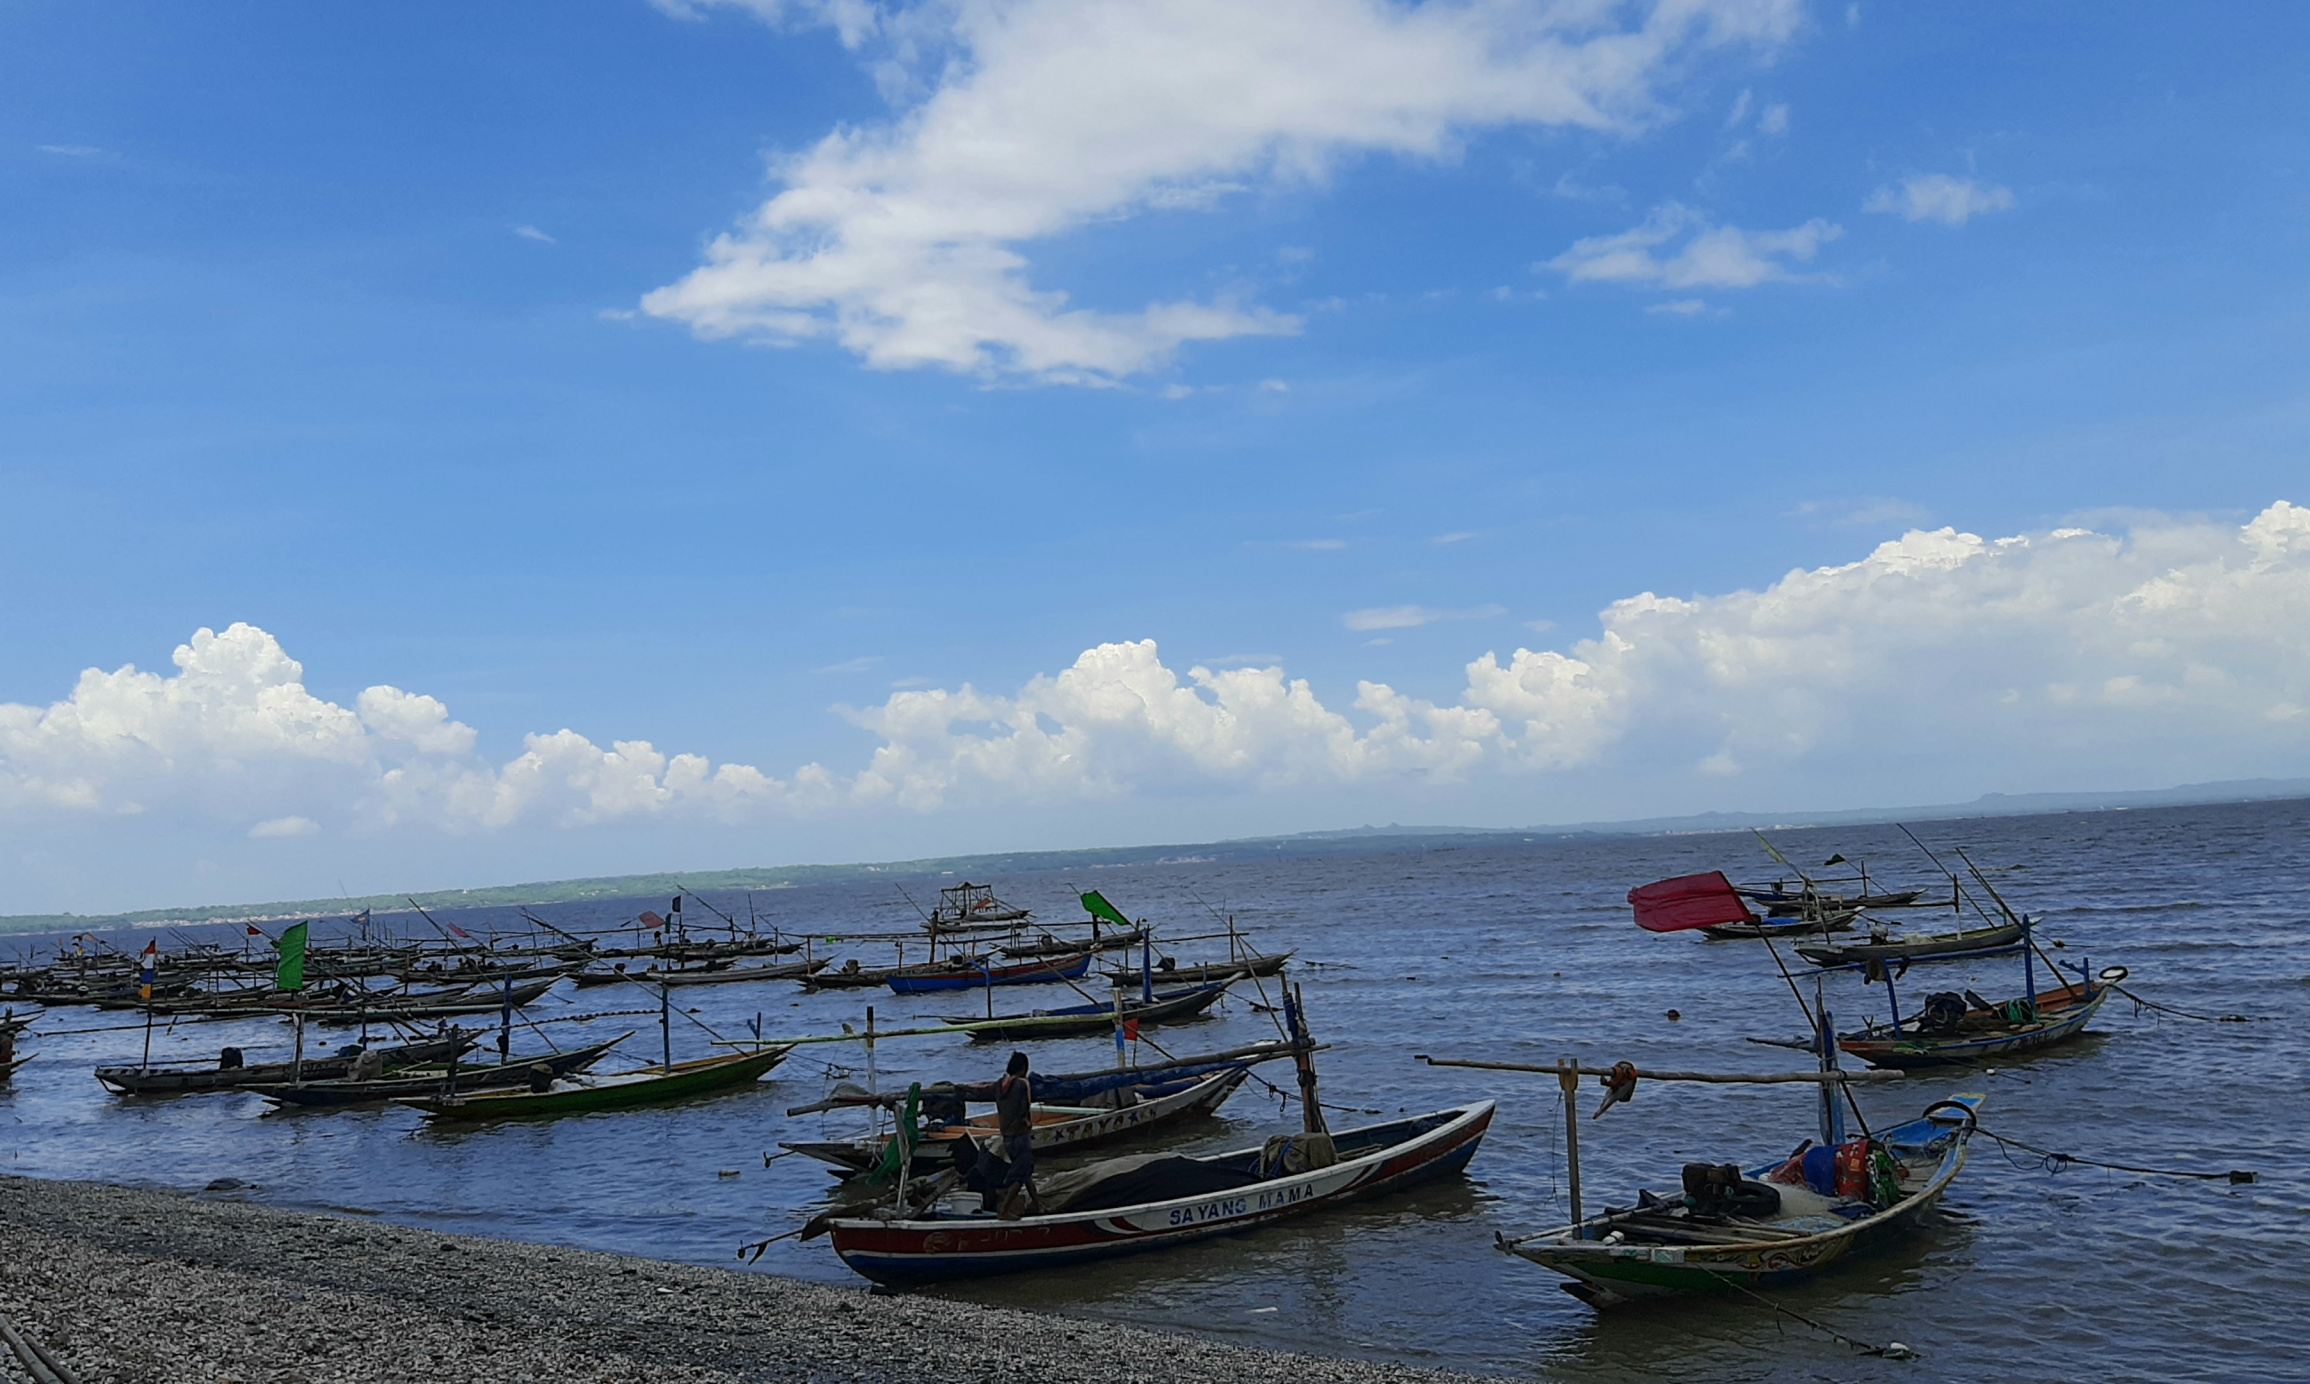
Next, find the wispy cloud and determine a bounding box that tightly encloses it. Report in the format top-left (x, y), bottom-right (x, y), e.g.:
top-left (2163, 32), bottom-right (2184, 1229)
top-left (1344, 603), bottom-right (1506, 631)
top-left (1546, 203), bottom-right (1841, 290)
top-left (513, 224), bottom-right (557, 243)
top-left (248, 815), bottom-right (320, 839)
top-left (37, 144), bottom-right (104, 157)
top-left (1645, 298), bottom-right (1711, 316)
top-left (812, 655), bottom-right (883, 675)
top-left (1432, 532), bottom-right (1480, 545)
top-left (642, 0), bottom-right (1805, 383)
top-left (1791, 496), bottom-right (1932, 527)
top-left (1864, 174), bottom-right (2014, 226)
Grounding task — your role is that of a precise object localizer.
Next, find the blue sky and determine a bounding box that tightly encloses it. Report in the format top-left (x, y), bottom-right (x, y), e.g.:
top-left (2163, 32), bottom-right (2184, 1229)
top-left (3, 1), bottom-right (2307, 914)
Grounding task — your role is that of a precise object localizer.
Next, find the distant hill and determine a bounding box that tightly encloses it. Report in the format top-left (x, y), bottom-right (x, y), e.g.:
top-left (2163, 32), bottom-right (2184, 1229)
top-left (1287, 776), bottom-right (2310, 840)
top-left (4, 775), bottom-right (2304, 935)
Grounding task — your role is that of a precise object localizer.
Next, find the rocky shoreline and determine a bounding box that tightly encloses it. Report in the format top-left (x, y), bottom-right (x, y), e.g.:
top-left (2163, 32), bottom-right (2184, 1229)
top-left (1, 1175), bottom-right (1484, 1383)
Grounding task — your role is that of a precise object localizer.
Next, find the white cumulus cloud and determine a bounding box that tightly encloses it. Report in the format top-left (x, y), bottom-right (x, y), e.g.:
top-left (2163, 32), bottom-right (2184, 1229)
top-left (1547, 202), bottom-right (1842, 290)
top-left (1864, 173), bottom-right (2015, 226)
top-left (0, 624), bottom-right (825, 835)
top-left (641, 0), bottom-right (1804, 382)
top-left (7, 504), bottom-right (2307, 833)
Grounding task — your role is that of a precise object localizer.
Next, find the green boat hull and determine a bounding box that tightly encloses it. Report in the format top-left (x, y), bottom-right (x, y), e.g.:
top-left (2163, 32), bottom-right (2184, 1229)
top-left (406, 1046), bottom-right (789, 1120)
top-left (1506, 1096), bottom-right (1981, 1306)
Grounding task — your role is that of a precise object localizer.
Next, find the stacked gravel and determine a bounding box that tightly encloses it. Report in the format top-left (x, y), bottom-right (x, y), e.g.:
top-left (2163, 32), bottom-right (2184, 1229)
top-left (1, 1176), bottom-right (1485, 1383)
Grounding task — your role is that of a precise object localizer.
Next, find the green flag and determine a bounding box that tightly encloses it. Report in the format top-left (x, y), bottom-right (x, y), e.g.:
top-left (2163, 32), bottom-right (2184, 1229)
top-left (1080, 890), bottom-right (1132, 929)
top-left (1823, 853), bottom-right (1848, 866)
top-left (274, 921), bottom-right (309, 992)
top-left (866, 1082), bottom-right (921, 1187)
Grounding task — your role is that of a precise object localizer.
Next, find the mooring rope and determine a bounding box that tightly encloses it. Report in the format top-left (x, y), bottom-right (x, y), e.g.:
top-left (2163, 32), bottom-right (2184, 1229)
top-left (1975, 1126), bottom-right (2256, 1183)
top-left (2107, 982), bottom-right (2262, 1024)
top-left (1701, 1270), bottom-right (1915, 1359)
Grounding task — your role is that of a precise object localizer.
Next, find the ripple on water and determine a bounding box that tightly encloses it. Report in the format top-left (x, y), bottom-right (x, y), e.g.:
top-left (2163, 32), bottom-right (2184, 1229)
top-left (3, 797), bottom-right (2305, 1380)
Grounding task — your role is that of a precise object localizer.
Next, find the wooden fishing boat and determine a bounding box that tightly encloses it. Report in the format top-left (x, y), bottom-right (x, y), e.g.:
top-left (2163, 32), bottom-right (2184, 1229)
top-left (802, 960), bottom-right (914, 991)
top-left (785, 1041), bottom-right (1310, 1117)
top-left (1699, 911), bottom-right (1859, 941)
top-left (94, 1034), bottom-right (477, 1096)
top-left (936, 979), bottom-right (1237, 1042)
top-left (247, 976), bottom-right (560, 1024)
top-left (254, 1033), bottom-right (630, 1107)
top-left (1838, 979), bottom-right (2108, 1068)
top-left (572, 957), bottom-right (829, 989)
top-left (15, 980), bottom-right (196, 1008)
top-left (885, 952), bottom-right (1094, 994)
top-left (601, 936), bottom-right (802, 963)
top-left (1753, 888), bottom-right (1929, 916)
top-left (400, 1044), bottom-right (791, 1120)
top-left (656, 957), bottom-right (828, 988)
top-left (823, 1101), bottom-right (1493, 1284)
top-left (924, 881), bottom-right (1033, 930)
top-left (1501, 1096), bottom-right (1981, 1306)
top-left (1795, 921), bottom-right (2023, 968)
top-left (1099, 951), bottom-right (1292, 986)
top-left (998, 928), bottom-right (1148, 959)
top-left (783, 1068), bottom-right (1253, 1177)
top-left (387, 958), bottom-right (587, 985)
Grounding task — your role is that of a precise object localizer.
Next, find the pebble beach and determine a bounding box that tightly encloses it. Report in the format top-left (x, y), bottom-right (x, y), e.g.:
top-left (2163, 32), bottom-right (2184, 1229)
top-left (0, 1175), bottom-right (1486, 1384)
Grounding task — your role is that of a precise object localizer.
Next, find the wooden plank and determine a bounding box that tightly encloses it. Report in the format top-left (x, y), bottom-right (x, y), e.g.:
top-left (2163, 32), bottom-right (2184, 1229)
top-left (1416, 1056), bottom-right (1912, 1084)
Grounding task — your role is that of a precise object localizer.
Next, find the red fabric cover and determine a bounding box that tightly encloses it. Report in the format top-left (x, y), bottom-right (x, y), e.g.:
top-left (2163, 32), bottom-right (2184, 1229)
top-left (1627, 871), bottom-right (1757, 932)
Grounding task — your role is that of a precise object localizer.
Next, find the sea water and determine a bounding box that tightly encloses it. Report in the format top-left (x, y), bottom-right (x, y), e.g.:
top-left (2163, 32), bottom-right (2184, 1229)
top-left (3, 798), bottom-right (2303, 1382)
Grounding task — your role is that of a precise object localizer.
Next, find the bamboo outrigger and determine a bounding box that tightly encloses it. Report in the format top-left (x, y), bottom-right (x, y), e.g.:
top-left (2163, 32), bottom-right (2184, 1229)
top-left (1429, 985), bottom-right (1980, 1307)
top-left (782, 1067), bottom-right (1253, 1177)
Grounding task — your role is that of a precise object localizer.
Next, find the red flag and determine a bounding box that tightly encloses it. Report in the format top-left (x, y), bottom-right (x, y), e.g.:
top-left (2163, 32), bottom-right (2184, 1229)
top-left (139, 939), bottom-right (159, 1000)
top-left (447, 922), bottom-right (472, 939)
top-left (1122, 1017), bottom-right (1140, 1042)
top-left (638, 910), bottom-right (666, 929)
top-left (1628, 872), bottom-right (1757, 933)
top-left (246, 925), bottom-right (263, 936)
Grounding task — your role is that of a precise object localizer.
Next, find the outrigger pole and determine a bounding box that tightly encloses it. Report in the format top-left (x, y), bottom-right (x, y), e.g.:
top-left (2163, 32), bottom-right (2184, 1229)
top-left (1415, 1057), bottom-right (1911, 1085)
top-left (1422, 1056), bottom-right (1905, 1241)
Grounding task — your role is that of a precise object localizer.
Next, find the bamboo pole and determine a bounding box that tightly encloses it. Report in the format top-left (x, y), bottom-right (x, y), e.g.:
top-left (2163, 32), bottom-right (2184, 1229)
top-left (1558, 1057), bottom-right (1582, 1229)
top-left (1417, 1056), bottom-right (1912, 1083)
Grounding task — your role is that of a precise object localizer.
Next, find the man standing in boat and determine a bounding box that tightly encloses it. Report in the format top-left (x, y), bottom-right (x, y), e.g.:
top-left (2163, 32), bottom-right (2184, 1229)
top-left (997, 1050), bottom-right (1043, 1219)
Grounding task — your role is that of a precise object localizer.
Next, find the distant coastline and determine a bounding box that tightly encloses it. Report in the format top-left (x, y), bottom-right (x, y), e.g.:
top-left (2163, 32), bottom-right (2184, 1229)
top-left (5, 775), bottom-right (2304, 936)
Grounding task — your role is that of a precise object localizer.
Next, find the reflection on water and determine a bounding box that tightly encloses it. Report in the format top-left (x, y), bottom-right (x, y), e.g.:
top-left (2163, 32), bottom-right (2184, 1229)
top-left (4, 798), bottom-right (2305, 1381)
